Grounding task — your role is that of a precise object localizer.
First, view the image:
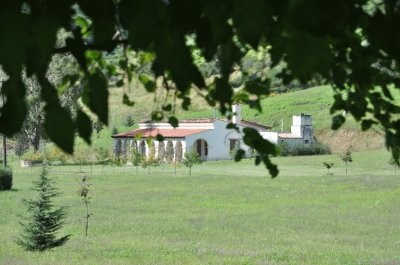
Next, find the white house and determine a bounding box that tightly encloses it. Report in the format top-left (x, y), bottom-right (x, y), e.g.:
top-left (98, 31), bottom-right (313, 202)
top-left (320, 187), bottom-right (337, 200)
top-left (112, 105), bottom-right (313, 161)
top-left (260, 114), bottom-right (314, 147)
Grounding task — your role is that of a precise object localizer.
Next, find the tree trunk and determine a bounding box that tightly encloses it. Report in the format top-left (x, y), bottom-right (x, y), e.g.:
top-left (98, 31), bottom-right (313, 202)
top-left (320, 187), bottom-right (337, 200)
top-left (345, 162), bottom-right (347, 175)
top-left (3, 135), bottom-right (7, 167)
top-left (32, 136), bottom-right (40, 153)
top-left (189, 167), bottom-right (191, 176)
top-left (85, 197), bottom-right (90, 237)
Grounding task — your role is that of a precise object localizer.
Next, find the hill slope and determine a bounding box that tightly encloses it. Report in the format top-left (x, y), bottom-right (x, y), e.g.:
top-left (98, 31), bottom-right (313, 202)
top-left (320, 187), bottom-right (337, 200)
top-left (96, 85), bottom-right (390, 153)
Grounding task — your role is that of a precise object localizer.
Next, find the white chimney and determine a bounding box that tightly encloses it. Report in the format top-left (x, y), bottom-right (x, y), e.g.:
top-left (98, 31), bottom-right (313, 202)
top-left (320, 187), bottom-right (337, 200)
top-left (232, 104), bottom-right (241, 125)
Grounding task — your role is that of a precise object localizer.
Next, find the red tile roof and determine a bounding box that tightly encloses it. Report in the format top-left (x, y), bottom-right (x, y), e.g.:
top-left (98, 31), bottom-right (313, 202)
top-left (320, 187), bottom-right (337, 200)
top-left (139, 118), bottom-right (216, 124)
top-left (241, 119), bottom-right (272, 130)
top-left (139, 118), bottom-right (271, 129)
top-left (112, 128), bottom-right (211, 138)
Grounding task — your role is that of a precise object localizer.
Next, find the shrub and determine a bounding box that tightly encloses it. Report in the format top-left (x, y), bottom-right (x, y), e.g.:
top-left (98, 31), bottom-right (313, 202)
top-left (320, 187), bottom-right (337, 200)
top-left (47, 147), bottom-right (70, 165)
top-left (278, 142), bottom-right (331, 157)
top-left (95, 146), bottom-right (109, 162)
top-left (0, 167), bottom-right (13, 191)
top-left (22, 150), bottom-right (44, 164)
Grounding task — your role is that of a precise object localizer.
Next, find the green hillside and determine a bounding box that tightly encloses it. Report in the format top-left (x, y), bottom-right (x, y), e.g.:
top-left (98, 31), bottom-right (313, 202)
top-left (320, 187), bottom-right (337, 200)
top-left (93, 85), bottom-right (394, 153)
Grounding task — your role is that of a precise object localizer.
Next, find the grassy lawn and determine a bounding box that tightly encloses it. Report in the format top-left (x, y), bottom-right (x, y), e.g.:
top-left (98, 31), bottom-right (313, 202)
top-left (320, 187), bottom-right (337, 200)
top-left (1, 149), bottom-right (399, 265)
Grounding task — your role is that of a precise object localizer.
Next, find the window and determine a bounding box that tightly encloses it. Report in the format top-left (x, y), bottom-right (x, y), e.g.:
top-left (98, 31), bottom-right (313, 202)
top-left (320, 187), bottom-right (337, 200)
top-left (305, 140), bottom-right (309, 144)
top-left (230, 139), bottom-right (238, 151)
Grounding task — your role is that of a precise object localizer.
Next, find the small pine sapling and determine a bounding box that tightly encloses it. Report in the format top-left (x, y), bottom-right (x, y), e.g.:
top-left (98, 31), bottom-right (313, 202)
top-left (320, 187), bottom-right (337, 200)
top-left (125, 115), bottom-right (135, 127)
top-left (112, 127), bottom-right (119, 135)
top-left (340, 147), bottom-right (353, 175)
top-left (323, 162), bottom-right (334, 175)
top-left (17, 167), bottom-right (70, 251)
top-left (182, 149), bottom-right (202, 176)
top-left (78, 175), bottom-right (92, 237)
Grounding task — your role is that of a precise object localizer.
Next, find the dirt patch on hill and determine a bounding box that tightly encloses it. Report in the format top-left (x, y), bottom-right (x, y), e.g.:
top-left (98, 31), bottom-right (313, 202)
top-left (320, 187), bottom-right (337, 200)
top-left (315, 128), bottom-right (385, 153)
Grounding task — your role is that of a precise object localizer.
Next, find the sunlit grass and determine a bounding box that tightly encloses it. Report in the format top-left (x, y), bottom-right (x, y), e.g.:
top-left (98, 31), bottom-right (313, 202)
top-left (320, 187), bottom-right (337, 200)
top-left (0, 149), bottom-right (399, 264)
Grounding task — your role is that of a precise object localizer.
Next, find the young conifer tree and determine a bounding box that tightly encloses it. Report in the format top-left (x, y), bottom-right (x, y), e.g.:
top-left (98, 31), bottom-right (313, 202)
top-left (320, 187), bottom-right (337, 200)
top-left (17, 167), bottom-right (70, 251)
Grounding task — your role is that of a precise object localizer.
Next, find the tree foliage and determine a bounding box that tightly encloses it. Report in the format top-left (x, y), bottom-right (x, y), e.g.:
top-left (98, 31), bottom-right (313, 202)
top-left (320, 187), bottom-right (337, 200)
top-left (17, 167), bottom-right (70, 251)
top-left (322, 162), bottom-right (334, 174)
top-left (182, 149), bottom-right (202, 176)
top-left (1, 1), bottom-right (400, 177)
top-left (340, 147), bottom-right (353, 175)
top-left (130, 147), bottom-right (143, 172)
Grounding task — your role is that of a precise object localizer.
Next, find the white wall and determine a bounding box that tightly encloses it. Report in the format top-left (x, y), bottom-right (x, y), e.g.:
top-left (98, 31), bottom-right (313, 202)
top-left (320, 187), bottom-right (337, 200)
top-left (291, 114), bottom-right (313, 143)
top-left (138, 122), bottom-right (214, 130)
top-left (259, 132), bottom-right (279, 144)
top-left (277, 137), bottom-right (304, 147)
top-left (185, 120), bottom-right (250, 160)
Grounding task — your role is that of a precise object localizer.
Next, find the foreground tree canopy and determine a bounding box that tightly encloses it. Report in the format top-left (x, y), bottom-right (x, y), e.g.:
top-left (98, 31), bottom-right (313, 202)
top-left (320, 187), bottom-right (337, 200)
top-left (0, 0), bottom-right (400, 177)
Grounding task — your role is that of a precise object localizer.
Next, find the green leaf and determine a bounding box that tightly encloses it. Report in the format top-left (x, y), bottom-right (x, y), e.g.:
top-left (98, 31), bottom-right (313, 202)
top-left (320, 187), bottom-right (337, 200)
top-left (76, 109), bottom-right (93, 145)
top-left (151, 111), bottom-right (164, 121)
top-left (226, 123), bottom-right (239, 132)
top-left (0, 78), bottom-right (27, 136)
top-left (122, 93), bottom-right (135, 106)
top-left (82, 69), bottom-right (109, 125)
top-left (243, 128), bottom-right (278, 177)
top-left (182, 97), bottom-right (191, 111)
top-left (78, 0), bottom-right (116, 45)
top-left (156, 134), bottom-right (164, 141)
top-left (331, 115), bottom-right (345, 130)
top-left (139, 74), bottom-right (156, 92)
top-left (234, 149), bottom-right (245, 162)
top-left (244, 79), bottom-right (270, 95)
top-left (285, 32), bottom-right (333, 82)
top-left (74, 16), bottom-right (90, 35)
top-left (44, 105), bottom-right (75, 154)
top-left (168, 116), bottom-right (179, 128)
top-left (232, 0), bottom-right (270, 48)
top-left (361, 119), bottom-right (376, 131)
top-left (162, 104), bottom-right (172, 111)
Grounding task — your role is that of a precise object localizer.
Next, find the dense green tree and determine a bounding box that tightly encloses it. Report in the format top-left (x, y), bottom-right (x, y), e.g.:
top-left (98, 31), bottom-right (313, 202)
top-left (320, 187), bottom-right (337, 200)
top-left (17, 167), bottom-right (70, 251)
top-left (1, 1), bottom-right (400, 177)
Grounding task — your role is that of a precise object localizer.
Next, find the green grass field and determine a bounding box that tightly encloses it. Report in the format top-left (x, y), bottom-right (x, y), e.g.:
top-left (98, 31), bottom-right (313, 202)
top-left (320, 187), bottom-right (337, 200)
top-left (1, 149), bottom-right (399, 265)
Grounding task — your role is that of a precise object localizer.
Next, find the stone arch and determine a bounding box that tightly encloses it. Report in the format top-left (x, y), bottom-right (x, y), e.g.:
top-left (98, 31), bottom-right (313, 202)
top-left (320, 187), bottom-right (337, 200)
top-left (148, 141), bottom-right (156, 159)
top-left (122, 139), bottom-right (128, 156)
top-left (158, 141), bottom-right (166, 161)
top-left (131, 140), bottom-right (138, 151)
top-left (175, 141), bottom-right (183, 161)
top-left (166, 141), bottom-right (174, 162)
top-left (115, 139), bottom-right (122, 156)
top-left (139, 140), bottom-right (146, 155)
top-left (192, 138), bottom-right (208, 160)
